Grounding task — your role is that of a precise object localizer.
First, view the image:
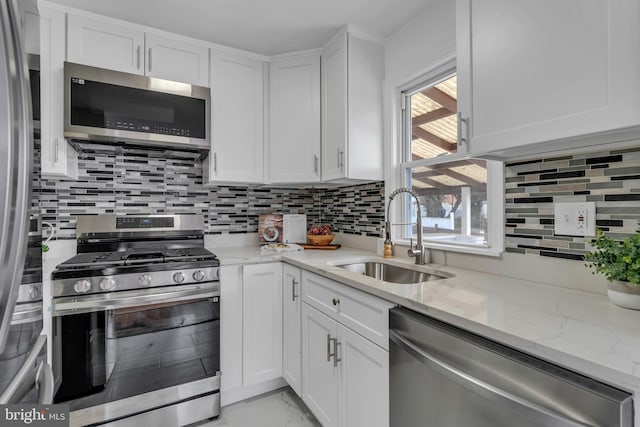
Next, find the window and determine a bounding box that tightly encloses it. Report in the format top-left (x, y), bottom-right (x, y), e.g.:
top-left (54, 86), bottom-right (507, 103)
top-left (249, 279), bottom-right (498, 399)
top-left (398, 73), bottom-right (503, 256)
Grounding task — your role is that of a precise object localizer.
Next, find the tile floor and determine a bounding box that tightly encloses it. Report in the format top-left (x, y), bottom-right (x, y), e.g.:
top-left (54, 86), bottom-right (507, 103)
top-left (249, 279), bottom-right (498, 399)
top-left (200, 387), bottom-right (321, 427)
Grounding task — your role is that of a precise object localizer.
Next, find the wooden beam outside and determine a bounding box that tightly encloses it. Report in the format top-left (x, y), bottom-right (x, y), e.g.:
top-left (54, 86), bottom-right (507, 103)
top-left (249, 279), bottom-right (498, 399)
top-left (413, 169), bottom-right (484, 186)
top-left (421, 87), bottom-right (457, 112)
top-left (412, 127), bottom-right (457, 153)
top-left (412, 108), bottom-right (454, 126)
top-left (414, 185), bottom-right (485, 196)
top-left (413, 176), bottom-right (449, 188)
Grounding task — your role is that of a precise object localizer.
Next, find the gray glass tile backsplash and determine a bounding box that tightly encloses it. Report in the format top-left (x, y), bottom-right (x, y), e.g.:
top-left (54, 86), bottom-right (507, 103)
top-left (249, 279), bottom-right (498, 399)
top-left (505, 147), bottom-right (640, 260)
top-left (35, 142), bottom-right (385, 239)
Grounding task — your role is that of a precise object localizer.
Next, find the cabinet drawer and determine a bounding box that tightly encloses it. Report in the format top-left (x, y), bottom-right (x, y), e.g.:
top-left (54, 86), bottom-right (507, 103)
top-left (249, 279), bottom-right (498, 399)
top-left (301, 271), bottom-right (392, 349)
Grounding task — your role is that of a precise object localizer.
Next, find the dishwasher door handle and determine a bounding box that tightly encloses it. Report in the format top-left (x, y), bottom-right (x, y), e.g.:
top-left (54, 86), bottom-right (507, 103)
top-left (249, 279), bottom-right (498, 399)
top-left (389, 330), bottom-right (590, 427)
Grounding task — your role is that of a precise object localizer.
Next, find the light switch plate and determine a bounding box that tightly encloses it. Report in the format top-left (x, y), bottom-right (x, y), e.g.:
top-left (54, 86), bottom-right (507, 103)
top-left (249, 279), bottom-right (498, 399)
top-left (554, 202), bottom-right (596, 237)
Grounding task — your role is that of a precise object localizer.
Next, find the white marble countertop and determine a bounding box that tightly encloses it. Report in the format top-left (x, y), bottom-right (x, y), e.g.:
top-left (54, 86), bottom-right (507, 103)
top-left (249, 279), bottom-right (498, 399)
top-left (210, 244), bottom-right (640, 404)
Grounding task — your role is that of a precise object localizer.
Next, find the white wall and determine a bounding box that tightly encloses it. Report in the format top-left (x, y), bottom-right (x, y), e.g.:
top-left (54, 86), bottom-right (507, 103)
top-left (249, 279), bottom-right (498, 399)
top-left (384, 0), bottom-right (456, 84)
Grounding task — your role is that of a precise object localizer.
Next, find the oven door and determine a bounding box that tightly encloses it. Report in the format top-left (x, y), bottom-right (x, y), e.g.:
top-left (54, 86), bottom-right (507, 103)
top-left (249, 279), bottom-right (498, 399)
top-left (53, 284), bottom-right (220, 414)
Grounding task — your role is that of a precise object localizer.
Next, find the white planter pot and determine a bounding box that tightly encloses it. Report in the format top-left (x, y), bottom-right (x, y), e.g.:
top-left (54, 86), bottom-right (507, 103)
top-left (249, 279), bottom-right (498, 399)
top-left (607, 280), bottom-right (640, 310)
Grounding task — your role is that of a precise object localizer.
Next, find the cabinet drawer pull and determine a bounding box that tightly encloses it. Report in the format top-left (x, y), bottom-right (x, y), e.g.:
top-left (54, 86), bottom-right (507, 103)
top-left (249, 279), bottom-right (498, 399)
top-left (332, 297), bottom-right (340, 306)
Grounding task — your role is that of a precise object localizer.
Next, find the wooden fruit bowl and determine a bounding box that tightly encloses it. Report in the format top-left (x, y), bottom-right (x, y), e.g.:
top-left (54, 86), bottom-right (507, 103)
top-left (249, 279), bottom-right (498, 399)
top-left (307, 234), bottom-right (334, 246)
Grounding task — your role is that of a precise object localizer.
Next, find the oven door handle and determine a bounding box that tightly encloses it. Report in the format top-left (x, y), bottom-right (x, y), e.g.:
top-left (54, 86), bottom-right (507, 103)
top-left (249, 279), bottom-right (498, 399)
top-left (53, 286), bottom-right (219, 316)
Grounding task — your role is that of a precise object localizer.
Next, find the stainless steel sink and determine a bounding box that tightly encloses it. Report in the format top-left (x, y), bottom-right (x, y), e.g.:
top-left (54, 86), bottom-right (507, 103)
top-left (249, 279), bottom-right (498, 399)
top-left (336, 261), bottom-right (450, 284)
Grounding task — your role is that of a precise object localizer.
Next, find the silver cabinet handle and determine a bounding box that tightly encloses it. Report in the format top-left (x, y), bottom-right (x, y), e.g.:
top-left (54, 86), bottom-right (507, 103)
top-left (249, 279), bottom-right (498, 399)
top-left (327, 335), bottom-right (338, 364)
top-left (338, 148), bottom-right (344, 171)
top-left (313, 154), bottom-right (319, 175)
top-left (389, 330), bottom-right (589, 427)
top-left (213, 152), bottom-right (217, 173)
top-left (148, 47), bottom-right (152, 72)
top-left (137, 45), bottom-right (141, 70)
top-left (332, 297), bottom-right (340, 306)
top-left (327, 334), bottom-right (333, 362)
top-left (457, 112), bottom-right (469, 147)
top-left (291, 278), bottom-right (298, 301)
top-left (334, 340), bottom-right (342, 367)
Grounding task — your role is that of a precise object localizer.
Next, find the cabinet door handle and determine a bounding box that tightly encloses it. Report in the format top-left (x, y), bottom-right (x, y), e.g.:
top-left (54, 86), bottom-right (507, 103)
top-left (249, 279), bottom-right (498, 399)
top-left (148, 48), bottom-right (152, 72)
top-left (457, 112), bottom-right (469, 147)
top-left (313, 155), bottom-right (319, 175)
top-left (333, 341), bottom-right (342, 367)
top-left (337, 148), bottom-right (344, 171)
top-left (332, 297), bottom-right (340, 306)
top-left (327, 334), bottom-right (334, 362)
top-left (136, 46), bottom-right (141, 70)
top-left (213, 152), bottom-right (217, 173)
top-left (54, 138), bottom-right (59, 163)
top-left (291, 278), bottom-right (298, 301)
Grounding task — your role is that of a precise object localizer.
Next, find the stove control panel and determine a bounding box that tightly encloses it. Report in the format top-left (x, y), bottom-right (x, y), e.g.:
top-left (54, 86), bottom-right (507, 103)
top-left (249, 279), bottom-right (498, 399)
top-left (52, 266), bottom-right (219, 298)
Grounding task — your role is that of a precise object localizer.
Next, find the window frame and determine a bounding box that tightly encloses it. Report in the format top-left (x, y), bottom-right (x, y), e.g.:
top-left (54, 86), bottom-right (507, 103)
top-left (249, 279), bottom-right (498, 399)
top-left (389, 59), bottom-right (504, 257)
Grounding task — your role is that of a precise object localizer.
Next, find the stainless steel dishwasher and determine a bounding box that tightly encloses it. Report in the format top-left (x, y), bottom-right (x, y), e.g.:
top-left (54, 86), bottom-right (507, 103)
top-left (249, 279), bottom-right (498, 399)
top-left (390, 308), bottom-right (633, 427)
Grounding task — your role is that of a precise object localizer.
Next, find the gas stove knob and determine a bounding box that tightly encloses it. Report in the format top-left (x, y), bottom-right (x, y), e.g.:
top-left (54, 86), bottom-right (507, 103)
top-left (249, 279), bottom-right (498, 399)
top-left (100, 278), bottom-right (116, 291)
top-left (193, 270), bottom-right (205, 282)
top-left (29, 286), bottom-right (40, 300)
top-left (73, 280), bottom-right (91, 294)
top-left (138, 274), bottom-right (152, 286)
top-left (173, 272), bottom-right (185, 283)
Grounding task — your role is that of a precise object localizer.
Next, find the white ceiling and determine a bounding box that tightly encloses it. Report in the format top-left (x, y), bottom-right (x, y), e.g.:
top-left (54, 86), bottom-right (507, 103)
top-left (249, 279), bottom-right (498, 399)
top-left (47, 0), bottom-right (429, 55)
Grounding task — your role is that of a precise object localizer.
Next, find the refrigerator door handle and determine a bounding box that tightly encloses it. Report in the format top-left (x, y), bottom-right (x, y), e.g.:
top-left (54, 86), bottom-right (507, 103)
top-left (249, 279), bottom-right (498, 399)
top-left (0, 0), bottom-right (34, 353)
top-left (36, 360), bottom-right (54, 404)
top-left (0, 335), bottom-right (46, 404)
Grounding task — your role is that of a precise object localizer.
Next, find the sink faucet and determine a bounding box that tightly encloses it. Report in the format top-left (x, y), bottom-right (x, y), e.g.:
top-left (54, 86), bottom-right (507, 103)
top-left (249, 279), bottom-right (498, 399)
top-left (386, 187), bottom-right (429, 265)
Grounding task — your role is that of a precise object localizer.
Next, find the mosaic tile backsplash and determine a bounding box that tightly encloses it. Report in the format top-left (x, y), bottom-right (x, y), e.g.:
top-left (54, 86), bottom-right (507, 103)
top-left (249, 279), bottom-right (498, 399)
top-left (505, 147), bottom-right (640, 260)
top-left (36, 142), bottom-right (385, 239)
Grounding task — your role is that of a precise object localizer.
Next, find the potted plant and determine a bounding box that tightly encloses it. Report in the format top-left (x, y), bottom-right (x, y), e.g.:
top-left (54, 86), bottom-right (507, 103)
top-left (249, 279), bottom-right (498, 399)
top-left (585, 223), bottom-right (640, 309)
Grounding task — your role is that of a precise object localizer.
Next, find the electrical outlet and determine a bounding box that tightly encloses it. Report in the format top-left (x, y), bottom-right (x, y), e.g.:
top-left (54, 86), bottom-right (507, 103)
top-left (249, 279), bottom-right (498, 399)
top-left (554, 202), bottom-right (596, 236)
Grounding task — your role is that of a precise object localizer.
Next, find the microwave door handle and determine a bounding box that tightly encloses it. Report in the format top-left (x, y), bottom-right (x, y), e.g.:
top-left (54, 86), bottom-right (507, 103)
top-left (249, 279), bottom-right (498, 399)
top-left (389, 330), bottom-right (590, 427)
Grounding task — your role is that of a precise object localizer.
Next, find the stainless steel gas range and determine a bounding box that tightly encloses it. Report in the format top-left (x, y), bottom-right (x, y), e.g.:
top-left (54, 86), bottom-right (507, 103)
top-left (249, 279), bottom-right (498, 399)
top-left (51, 214), bottom-right (220, 426)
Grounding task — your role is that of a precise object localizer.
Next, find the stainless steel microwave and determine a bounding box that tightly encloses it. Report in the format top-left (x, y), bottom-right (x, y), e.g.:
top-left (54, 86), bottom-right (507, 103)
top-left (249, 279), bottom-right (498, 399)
top-left (64, 62), bottom-right (210, 151)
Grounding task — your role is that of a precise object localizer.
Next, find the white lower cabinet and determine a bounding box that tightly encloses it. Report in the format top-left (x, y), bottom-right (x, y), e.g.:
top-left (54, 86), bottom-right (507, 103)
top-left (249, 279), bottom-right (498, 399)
top-left (219, 263), bottom-right (285, 406)
top-left (301, 271), bottom-right (391, 427)
top-left (283, 264), bottom-right (302, 396)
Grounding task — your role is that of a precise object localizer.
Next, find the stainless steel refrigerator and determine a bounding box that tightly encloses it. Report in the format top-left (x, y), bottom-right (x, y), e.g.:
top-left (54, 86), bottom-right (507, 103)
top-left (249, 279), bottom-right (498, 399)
top-left (0, 0), bottom-right (53, 405)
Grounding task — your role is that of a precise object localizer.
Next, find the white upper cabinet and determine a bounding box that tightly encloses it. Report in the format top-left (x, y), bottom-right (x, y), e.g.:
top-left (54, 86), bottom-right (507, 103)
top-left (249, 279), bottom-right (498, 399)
top-left (145, 32), bottom-right (209, 87)
top-left (207, 50), bottom-right (264, 184)
top-left (67, 13), bottom-right (210, 86)
top-left (456, 0), bottom-right (640, 155)
top-left (322, 30), bottom-right (384, 183)
top-left (67, 14), bottom-right (145, 75)
top-left (269, 54), bottom-right (321, 184)
top-left (38, 1), bottom-right (78, 179)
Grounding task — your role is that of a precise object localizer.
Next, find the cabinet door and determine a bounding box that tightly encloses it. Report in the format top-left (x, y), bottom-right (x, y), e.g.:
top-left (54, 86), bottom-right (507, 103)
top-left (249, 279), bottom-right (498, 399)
top-left (321, 33), bottom-right (348, 181)
top-left (282, 264), bottom-right (302, 396)
top-left (19, 0), bottom-right (39, 54)
top-left (144, 33), bottom-right (209, 86)
top-left (209, 50), bottom-right (264, 183)
top-left (269, 55), bottom-right (321, 183)
top-left (302, 304), bottom-right (339, 427)
top-left (242, 263), bottom-right (283, 386)
top-left (338, 324), bottom-right (389, 427)
top-left (457, 0), bottom-right (640, 154)
top-left (219, 265), bottom-right (243, 394)
top-left (67, 14), bottom-right (144, 75)
top-left (39, 4), bottom-right (77, 179)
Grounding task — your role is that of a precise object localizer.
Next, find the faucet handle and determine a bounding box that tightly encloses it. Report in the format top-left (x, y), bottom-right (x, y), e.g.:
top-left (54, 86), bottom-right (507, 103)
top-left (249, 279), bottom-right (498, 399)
top-left (408, 237), bottom-right (415, 258)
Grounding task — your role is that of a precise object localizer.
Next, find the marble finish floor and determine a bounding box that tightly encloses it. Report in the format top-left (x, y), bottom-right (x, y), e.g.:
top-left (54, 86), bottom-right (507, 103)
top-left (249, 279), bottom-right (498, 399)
top-left (200, 388), bottom-right (321, 427)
